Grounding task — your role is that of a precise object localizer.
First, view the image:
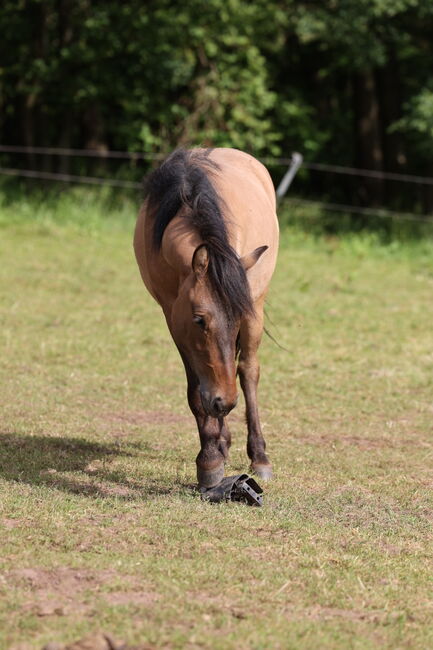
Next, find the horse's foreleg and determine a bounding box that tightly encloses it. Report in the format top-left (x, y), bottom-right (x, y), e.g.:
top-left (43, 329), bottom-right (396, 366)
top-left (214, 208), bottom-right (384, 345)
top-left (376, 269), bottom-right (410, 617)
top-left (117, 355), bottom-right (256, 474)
top-left (182, 355), bottom-right (228, 487)
top-left (195, 416), bottom-right (229, 488)
top-left (238, 301), bottom-right (272, 480)
top-left (218, 419), bottom-right (232, 460)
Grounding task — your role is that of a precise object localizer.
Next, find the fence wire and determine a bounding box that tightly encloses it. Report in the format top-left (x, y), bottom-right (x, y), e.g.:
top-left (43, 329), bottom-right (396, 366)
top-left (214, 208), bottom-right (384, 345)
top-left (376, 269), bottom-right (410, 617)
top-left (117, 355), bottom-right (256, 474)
top-left (2, 144), bottom-right (433, 185)
top-left (1, 144), bottom-right (433, 224)
top-left (0, 166), bottom-right (141, 189)
top-left (0, 144), bottom-right (165, 162)
top-left (283, 198), bottom-right (432, 224)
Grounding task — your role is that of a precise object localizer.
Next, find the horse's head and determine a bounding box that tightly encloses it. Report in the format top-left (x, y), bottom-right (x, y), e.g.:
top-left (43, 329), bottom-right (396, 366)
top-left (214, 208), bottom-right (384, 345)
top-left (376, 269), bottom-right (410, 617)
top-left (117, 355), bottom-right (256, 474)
top-left (170, 243), bottom-right (267, 418)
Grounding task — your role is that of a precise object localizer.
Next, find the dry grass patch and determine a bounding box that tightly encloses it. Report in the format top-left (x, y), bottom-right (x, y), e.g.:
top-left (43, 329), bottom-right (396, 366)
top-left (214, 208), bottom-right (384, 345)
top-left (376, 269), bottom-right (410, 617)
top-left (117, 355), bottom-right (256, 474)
top-left (1, 206), bottom-right (433, 649)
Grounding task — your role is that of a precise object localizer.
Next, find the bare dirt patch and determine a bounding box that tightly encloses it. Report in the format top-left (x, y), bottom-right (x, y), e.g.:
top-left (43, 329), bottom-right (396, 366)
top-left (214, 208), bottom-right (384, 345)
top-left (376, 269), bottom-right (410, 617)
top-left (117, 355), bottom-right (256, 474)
top-left (104, 591), bottom-right (157, 607)
top-left (11, 633), bottom-right (157, 650)
top-left (5, 567), bottom-right (114, 617)
top-left (302, 604), bottom-right (387, 623)
top-left (1, 518), bottom-right (26, 529)
top-left (6, 567), bottom-right (113, 592)
top-left (4, 567), bottom-right (158, 618)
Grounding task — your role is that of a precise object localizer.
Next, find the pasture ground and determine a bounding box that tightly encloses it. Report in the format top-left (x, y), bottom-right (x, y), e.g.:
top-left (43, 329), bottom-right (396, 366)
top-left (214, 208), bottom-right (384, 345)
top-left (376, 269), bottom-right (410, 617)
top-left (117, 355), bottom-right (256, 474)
top-left (1, 189), bottom-right (433, 649)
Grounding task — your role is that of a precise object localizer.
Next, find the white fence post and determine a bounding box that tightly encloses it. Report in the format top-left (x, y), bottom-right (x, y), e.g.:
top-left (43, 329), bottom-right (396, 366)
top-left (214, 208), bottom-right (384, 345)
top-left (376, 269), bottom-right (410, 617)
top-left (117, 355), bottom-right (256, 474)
top-left (276, 152), bottom-right (303, 202)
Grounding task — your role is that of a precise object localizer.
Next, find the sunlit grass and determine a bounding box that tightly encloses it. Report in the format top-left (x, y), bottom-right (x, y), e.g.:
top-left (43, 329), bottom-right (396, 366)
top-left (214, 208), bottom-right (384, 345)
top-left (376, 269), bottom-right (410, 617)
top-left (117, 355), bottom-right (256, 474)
top-left (1, 189), bottom-right (432, 649)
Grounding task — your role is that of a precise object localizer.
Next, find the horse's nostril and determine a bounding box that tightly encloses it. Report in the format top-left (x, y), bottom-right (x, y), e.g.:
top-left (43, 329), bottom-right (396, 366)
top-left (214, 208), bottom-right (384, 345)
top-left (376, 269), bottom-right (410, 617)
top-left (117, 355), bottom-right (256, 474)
top-left (212, 397), bottom-right (223, 413)
top-left (211, 396), bottom-right (237, 416)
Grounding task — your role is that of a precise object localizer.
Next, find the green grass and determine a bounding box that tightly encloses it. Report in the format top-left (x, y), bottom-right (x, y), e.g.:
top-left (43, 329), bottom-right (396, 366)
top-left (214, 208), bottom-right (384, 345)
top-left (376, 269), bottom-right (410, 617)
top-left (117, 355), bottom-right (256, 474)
top-left (1, 188), bottom-right (433, 649)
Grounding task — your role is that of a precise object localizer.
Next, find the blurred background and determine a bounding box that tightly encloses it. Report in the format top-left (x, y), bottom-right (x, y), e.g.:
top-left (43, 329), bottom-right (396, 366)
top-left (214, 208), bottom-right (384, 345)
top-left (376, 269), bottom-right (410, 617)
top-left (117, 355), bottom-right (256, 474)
top-left (1, 0), bottom-right (433, 234)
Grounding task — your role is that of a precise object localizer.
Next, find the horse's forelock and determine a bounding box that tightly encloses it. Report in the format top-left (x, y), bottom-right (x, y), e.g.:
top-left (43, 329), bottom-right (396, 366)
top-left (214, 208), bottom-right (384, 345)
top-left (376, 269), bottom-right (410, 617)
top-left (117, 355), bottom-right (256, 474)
top-left (206, 243), bottom-right (253, 323)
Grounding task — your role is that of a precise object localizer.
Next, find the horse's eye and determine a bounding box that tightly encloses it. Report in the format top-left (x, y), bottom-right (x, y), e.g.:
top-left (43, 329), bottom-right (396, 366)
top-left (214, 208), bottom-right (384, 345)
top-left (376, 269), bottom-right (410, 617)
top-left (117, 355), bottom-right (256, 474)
top-left (193, 315), bottom-right (206, 329)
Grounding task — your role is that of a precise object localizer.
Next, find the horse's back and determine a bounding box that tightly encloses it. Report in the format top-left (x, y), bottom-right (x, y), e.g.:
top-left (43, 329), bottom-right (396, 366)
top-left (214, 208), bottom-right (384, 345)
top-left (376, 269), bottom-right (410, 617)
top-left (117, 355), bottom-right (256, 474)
top-left (209, 148), bottom-right (276, 209)
top-left (208, 148), bottom-right (279, 300)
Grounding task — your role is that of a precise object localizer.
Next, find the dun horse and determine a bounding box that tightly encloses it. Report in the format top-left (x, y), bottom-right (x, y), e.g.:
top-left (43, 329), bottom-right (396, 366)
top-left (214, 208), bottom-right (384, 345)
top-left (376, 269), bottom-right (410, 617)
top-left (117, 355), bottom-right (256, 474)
top-left (134, 148), bottom-right (279, 488)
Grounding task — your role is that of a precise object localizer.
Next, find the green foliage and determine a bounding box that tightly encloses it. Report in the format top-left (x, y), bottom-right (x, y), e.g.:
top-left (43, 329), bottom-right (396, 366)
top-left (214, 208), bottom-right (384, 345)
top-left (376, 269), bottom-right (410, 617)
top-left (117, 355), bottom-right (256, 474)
top-left (293, 0), bottom-right (421, 68)
top-left (391, 88), bottom-right (433, 161)
top-left (1, 0), bottom-right (433, 220)
top-left (0, 0), bottom-right (281, 155)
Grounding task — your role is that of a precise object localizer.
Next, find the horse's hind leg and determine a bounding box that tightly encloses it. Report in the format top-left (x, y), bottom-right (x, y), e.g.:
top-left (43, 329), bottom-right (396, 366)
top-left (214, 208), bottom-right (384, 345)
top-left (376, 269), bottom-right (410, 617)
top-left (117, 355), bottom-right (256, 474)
top-left (238, 300), bottom-right (272, 480)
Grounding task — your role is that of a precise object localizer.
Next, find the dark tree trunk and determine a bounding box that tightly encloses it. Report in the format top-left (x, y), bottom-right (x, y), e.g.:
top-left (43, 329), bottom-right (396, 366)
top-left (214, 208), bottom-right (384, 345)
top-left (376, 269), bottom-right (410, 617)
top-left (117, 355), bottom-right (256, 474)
top-left (376, 55), bottom-right (405, 173)
top-left (56, 0), bottom-right (74, 174)
top-left (19, 94), bottom-right (36, 169)
top-left (57, 0), bottom-right (73, 46)
top-left (376, 48), bottom-right (406, 207)
top-left (352, 70), bottom-right (384, 206)
top-left (83, 104), bottom-right (108, 175)
top-left (422, 164), bottom-right (433, 216)
top-left (57, 115), bottom-right (73, 175)
top-left (19, 0), bottom-right (48, 168)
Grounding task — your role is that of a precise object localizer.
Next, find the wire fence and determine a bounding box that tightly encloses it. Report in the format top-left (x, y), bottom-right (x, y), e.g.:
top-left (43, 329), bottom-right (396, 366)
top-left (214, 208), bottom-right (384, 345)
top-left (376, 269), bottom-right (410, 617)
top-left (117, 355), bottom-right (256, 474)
top-left (1, 144), bottom-right (433, 224)
top-left (0, 166), bottom-right (141, 189)
top-left (2, 144), bottom-right (433, 185)
top-left (0, 144), bottom-right (165, 162)
top-left (284, 198), bottom-right (430, 224)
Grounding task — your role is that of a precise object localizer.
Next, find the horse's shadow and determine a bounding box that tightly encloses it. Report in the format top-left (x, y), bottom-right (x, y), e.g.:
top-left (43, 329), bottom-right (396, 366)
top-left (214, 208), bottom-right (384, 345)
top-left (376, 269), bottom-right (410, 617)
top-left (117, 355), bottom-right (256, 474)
top-left (0, 431), bottom-right (194, 500)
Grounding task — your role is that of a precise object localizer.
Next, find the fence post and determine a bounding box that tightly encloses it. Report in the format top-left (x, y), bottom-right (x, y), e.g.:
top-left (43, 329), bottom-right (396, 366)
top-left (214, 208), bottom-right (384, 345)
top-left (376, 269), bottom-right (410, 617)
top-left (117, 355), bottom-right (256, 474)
top-left (276, 152), bottom-right (303, 202)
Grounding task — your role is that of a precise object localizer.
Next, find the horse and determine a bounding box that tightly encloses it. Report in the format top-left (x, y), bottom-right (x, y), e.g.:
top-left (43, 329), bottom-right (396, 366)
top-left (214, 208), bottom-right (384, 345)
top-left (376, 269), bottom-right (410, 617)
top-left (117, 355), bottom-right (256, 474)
top-left (134, 148), bottom-right (279, 488)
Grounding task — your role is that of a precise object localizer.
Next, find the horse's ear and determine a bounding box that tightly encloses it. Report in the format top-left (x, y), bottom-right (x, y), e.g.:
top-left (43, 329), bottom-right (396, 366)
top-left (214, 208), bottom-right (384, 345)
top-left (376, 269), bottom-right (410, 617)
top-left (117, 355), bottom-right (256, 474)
top-left (241, 245), bottom-right (268, 271)
top-left (192, 244), bottom-right (209, 278)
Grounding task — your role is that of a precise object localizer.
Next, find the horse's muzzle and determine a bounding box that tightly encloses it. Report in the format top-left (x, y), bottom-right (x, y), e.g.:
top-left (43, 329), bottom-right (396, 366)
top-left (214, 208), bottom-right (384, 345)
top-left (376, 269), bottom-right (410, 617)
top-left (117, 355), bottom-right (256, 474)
top-left (201, 393), bottom-right (238, 418)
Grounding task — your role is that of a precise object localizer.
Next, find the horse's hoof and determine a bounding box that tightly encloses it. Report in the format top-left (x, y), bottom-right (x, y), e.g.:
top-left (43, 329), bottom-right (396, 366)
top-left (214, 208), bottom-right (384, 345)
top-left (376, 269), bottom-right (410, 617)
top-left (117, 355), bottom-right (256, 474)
top-left (197, 464), bottom-right (225, 489)
top-left (251, 464), bottom-right (273, 481)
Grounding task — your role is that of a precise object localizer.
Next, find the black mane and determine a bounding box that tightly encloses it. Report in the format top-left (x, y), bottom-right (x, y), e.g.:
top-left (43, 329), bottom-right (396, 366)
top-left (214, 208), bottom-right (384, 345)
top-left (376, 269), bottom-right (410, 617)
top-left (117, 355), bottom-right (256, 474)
top-left (143, 148), bottom-right (254, 321)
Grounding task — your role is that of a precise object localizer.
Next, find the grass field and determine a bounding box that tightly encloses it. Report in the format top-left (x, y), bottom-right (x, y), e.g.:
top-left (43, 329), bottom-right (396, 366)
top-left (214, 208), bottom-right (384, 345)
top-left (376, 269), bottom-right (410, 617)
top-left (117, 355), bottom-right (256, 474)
top-left (1, 189), bottom-right (433, 649)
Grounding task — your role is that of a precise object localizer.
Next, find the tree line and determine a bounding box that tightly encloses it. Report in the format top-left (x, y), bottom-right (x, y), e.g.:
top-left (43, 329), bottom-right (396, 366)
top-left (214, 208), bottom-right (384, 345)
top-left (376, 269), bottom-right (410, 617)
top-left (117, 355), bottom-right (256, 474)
top-left (1, 0), bottom-right (433, 212)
